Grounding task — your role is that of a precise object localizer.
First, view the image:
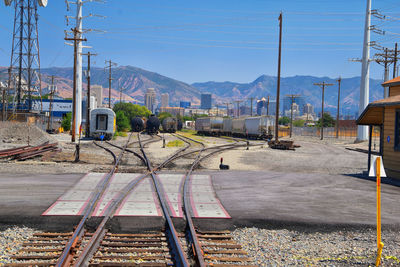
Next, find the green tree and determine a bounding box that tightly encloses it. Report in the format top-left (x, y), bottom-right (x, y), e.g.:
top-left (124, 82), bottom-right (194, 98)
top-left (293, 119), bottom-right (305, 127)
top-left (113, 103), bottom-right (151, 121)
top-left (317, 113), bottom-right (336, 127)
top-left (61, 112), bottom-right (72, 131)
top-left (278, 116), bottom-right (290, 125)
top-left (116, 110), bottom-right (130, 132)
top-left (158, 112), bottom-right (172, 122)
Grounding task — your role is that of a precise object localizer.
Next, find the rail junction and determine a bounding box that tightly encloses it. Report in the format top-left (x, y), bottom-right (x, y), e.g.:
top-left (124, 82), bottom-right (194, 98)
top-left (7, 133), bottom-right (257, 267)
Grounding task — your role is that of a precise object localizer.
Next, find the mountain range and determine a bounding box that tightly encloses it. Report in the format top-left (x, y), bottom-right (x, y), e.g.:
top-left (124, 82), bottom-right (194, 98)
top-left (1, 65), bottom-right (385, 116)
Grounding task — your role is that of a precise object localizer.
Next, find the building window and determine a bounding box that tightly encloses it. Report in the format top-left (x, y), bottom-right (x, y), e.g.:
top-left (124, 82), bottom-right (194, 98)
top-left (395, 109), bottom-right (400, 151)
top-left (96, 114), bottom-right (108, 131)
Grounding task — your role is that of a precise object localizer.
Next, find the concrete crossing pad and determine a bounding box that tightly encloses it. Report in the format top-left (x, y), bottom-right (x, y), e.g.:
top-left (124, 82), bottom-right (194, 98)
top-left (42, 173), bottom-right (230, 218)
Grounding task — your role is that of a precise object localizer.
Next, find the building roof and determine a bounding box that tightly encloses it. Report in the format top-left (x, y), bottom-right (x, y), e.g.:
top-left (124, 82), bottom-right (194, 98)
top-left (357, 95), bottom-right (400, 125)
top-left (382, 76), bottom-right (400, 87)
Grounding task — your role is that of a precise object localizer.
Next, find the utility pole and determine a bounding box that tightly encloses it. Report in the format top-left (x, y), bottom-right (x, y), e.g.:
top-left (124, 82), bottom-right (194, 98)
top-left (336, 77), bottom-right (341, 139)
top-left (1, 80), bottom-right (5, 121)
top-left (266, 96), bottom-right (270, 116)
top-left (82, 52), bottom-right (97, 138)
top-left (393, 43), bottom-right (397, 79)
top-left (248, 97), bottom-right (254, 116)
top-left (286, 94), bottom-right (300, 138)
top-left (65, 28), bottom-right (87, 142)
top-left (358, 0), bottom-right (372, 142)
top-left (275, 12), bottom-right (283, 143)
top-left (47, 75), bottom-right (55, 132)
top-left (314, 82), bottom-right (334, 140)
top-left (105, 60), bottom-right (117, 108)
top-left (223, 102), bottom-right (230, 117)
top-left (234, 100), bottom-right (243, 117)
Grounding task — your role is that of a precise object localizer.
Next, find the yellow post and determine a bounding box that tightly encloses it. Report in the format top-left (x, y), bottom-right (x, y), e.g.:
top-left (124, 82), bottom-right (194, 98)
top-left (375, 157), bottom-right (384, 266)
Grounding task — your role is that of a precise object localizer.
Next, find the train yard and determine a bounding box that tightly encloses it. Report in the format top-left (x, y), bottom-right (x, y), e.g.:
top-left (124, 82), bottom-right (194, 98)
top-left (0, 123), bottom-right (400, 266)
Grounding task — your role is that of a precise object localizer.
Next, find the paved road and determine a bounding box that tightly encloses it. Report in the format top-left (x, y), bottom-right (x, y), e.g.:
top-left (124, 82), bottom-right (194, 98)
top-left (0, 171), bottom-right (399, 231)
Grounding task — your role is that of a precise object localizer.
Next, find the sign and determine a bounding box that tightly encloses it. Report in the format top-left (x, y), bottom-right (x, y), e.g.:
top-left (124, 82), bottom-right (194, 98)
top-left (369, 155), bottom-right (387, 177)
top-left (387, 136), bottom-right (391, 143)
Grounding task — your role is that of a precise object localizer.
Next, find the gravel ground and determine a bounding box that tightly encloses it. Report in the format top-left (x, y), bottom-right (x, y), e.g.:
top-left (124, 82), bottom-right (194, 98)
top-left (0, 226), bottom-right (36, 266)
top-left (232, 227), bottom-right (400, 266)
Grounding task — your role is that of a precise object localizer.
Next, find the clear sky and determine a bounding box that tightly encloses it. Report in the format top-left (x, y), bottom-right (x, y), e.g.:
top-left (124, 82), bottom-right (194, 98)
top-left (0, 0), bottom-right (399, 83)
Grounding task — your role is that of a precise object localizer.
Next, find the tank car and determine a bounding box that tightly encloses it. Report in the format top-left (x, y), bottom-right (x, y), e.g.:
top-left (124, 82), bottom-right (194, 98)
top-left (90, 108), bottom-right (116, 140)
top-left (131, 116), bottom-right (144, 132)
top-left (146, 114), bottom-right (160, 135)
top-left (177, 119), bottom-right (183, 131)
top-left (161, 117), bottom-right (178, 133)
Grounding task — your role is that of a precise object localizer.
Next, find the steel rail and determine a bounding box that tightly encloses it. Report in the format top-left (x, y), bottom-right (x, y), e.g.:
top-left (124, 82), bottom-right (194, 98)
top-left (93, 141), bottom-right (117, 165)
top-left (55, 132), bottom-right (134, 267)
top-left (104, 140), bottom-right (146, 165)
top-left (73, 133), bottom-right (192, 267)
top-left (138, 133), bottom-right (190, 267)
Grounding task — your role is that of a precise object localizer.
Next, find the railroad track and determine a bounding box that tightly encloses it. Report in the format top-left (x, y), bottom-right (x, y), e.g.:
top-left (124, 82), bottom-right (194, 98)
top-left (9, 132), bottom-right (256, 267)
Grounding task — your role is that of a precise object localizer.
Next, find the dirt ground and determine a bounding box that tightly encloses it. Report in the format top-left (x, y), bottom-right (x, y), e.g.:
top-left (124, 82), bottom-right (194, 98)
top-left (0, 124), bottom-right (371, 176)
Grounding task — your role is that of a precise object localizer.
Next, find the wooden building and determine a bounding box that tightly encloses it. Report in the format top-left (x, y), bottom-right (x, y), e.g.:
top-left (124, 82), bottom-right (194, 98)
top-left (357, 77), bottom-right (400, 179)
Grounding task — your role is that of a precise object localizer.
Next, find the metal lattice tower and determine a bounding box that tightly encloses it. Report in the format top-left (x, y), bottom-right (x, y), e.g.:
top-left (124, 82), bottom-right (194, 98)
top-left (9, 0), bottom-right (41, 111)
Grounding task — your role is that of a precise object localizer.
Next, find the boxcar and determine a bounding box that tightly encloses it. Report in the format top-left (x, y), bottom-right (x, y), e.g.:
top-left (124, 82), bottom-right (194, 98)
top-left (223, 117), bottom-right (232, 135)
top-left (245, 116), bottom-right (274, 139)
top-left (231, 118), bottom-right (246, 136)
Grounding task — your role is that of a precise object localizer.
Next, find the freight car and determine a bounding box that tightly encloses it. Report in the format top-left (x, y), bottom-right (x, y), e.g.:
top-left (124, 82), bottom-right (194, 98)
top-left (195, 117), bottom-right (223, 136)
top-left (161, 117), bottom-right (178, 133)
top-left (146, 114), bottom-right (160, 135)
top-left (131, 116), bottom-right (145, 132)
top-left (196, 115), bottom-right (274, 140)
top-left (90, 108), bottom-right (116, 140)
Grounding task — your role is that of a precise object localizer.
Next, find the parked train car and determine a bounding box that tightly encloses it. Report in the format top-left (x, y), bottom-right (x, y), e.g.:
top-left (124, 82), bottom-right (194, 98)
top-left (223, 117), bottom-right (232, 135)
top-left (146, 114), bottom-right (160, 135)
top-left (90, 108), bottom-right (116, 140)
top-left (131, 116), bottom-right (144, 132)
top-left (195, 117), bottom-right (223, 135)
top-left (245, 116), bottom-right (274, 139)
top-left (161, 117), bottom-right (178, 133)
top-left (231, 118), bottom-right (246, 136)
top-left (177, 119), bottom-right (183, 131)
top-left (196, 115), bottom-right (274, 140)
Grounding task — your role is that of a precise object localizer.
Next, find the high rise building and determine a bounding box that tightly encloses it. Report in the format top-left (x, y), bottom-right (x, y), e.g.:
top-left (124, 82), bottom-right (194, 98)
top-left (283, 95), bottom-right (305, 115)
top-left (145, 88), bottom-right (156, 113)
top-left (91, 85), bottom-right (104, 108)
top-left (303, 103), bottom-right (314, 115)
top-left (161, 93), bottom-right (169, 108)
top-left (200, 93), bottom-right (212, 109)
top-left (256, 98), bottom-right (276, 116)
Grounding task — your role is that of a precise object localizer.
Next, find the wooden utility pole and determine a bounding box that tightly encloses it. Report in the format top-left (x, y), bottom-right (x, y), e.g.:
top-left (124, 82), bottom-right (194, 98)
top-left (393, 43), bottom-right (398, 79)
top-left (248, 97), bottom-right (254, 116)
top-left (47, 75), bottom-right (55, 131)
top-left (234, 100), bottom-right (243, 117)
top-left (286, 94), bottom-right (300, 138)
top-left (105, 60), bottom-right (117, 108)
top-left (65, 28), bottom-right (87, 142)
top-left (82, 52), bottom-right (97, 138)
top-left (275, 12), bottom-right (283, 142)
top-left (1, 81), bottom-right (5, 121)
top-left (314, 82), bottom-right (334, 140)
top-left (336, 77), bottom-right (341, 139)
top-left (266, 96), bottom-right (270, 116)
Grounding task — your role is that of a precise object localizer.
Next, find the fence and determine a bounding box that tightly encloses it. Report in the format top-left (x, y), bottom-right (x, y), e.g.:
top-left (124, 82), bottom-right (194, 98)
top-left (278, 126), bottom-right (381, 140)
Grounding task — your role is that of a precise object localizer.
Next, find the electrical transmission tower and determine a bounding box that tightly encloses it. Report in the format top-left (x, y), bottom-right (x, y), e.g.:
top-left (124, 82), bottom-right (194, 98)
top-left (5, 0), bottom-right (48, 112)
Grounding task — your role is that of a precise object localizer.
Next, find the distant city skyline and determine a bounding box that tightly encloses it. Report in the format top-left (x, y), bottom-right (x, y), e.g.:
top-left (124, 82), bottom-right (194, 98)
top-left (1, 1), bottom-right (399, 84)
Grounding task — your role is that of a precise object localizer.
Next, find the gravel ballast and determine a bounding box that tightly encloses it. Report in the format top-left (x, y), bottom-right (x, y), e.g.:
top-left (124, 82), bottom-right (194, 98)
top-left (0, 226), bottom-right (36, 266)
top-left (232, 227), bottom-right (400, 266)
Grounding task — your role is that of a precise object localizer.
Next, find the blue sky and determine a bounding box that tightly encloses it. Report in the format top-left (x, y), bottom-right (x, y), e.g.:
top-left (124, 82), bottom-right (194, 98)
top-left (0, 0), bottom-right (400, 83)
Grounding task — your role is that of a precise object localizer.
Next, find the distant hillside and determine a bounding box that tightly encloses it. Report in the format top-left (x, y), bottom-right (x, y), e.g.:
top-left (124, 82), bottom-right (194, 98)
top-left (193, 75), bottom-right (384, 115)
top-left (40, 66), bottom-right (201, 105)
top-left (0, 65), bottom-right (384, 115)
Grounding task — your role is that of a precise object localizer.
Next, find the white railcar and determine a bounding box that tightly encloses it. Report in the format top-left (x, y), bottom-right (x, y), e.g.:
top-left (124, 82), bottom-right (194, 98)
top-left (90, 108), bottom-right (116, 140)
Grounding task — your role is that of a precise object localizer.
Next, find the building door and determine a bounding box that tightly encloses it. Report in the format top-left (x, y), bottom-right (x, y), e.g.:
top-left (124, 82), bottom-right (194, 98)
top-left (96, 114), bottom-right (108, 131)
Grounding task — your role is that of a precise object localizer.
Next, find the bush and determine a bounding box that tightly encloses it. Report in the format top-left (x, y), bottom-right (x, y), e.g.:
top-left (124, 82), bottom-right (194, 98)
top-left (113, 102), bottom-right (151, 120)
top-left (317, 113), bottom-right (336, 127)
top-left (116, 110), bottom-right (130, 132)
top-left (293, 119), bottom-right (305, 127)
top-left (61, 112), bottom-right (72, 131)
top-left (278, 116), bottom-right (290, 125)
